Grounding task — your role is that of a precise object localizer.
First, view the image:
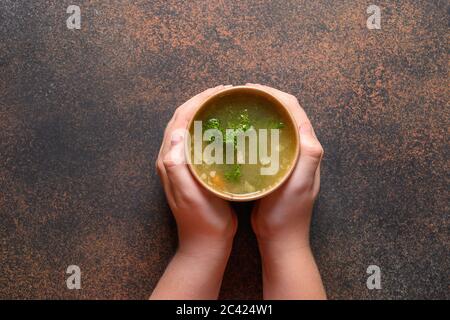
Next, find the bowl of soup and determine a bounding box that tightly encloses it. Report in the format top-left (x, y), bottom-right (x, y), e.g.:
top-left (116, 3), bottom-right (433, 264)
top-left (186, 86), bottom-right (299, 201)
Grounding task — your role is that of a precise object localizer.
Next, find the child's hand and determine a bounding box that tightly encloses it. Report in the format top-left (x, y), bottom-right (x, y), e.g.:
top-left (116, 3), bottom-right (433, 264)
top-left (246, 84), bottom-right (326, 299)
top-left (248, 84), bottom-right (323, 248)
top-left (151, 86), bottom-right (237, 299)
top-left (155, 85), bottom-right (237, 257)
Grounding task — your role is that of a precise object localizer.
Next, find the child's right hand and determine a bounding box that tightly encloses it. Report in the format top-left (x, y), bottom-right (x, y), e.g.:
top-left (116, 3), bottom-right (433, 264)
top-left (246, 84), bottom-right (326, 299)
top-left (248, 84), bottom-right (324, 249)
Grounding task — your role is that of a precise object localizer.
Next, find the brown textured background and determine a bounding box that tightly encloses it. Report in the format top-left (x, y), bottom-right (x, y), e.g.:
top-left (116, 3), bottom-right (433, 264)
top-left (0, 0), bottom-right (448, 299)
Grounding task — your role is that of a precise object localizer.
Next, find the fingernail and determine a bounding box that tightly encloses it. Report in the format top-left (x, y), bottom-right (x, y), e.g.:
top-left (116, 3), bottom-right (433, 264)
top-left (299, 123), bottom-right (312, 134)
top-left (171, 131), bottom-right (184, 145)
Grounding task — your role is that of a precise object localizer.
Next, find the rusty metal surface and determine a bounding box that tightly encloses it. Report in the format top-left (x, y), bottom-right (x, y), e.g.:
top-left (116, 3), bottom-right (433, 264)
top-left (0, 1), bottom-right (448, 299)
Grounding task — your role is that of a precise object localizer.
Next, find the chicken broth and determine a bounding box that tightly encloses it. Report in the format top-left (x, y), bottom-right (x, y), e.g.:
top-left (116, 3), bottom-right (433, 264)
top-left (189, 92), bottom-right (297, 196)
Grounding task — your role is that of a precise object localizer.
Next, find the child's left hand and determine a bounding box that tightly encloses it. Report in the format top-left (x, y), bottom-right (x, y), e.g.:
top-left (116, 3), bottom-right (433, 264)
top-left (155, 85), bottom-right (237, 257)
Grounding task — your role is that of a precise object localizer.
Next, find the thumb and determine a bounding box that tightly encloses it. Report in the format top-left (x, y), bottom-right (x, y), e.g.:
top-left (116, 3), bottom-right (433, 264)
top-left (163, 130), bottom-right (197, 199)
top-left (164, 129), bottom-right (187, 166)
top-left (291, 122), bottom-right (323, 183)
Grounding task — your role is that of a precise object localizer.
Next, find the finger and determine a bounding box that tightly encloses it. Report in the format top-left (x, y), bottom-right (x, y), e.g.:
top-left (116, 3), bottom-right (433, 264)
top-left (170, 85), bottom-right (231, 130)
top-left (177, 85), bottom-right (232, 117)
top-left (163, 85), bottom-right (226, 143)
top-left (160, 85), bottom-right (230, 158)
top-left (156, 85), bottom-right (230, 199)
top-left (165, 129), bottom-right (187, 165)
top-left (245, 83), bottom-right (311, 127)
top-left (313, 162), bottom-right (321, 196)
top-left (162, 131), bottom-right (198, 204)
top-left (245, 83), bottom-right (320, 189)
top-left (261, 85), bottom-right (310, 127)
top-left (290, 122), bottom-right (324, 184)
top-left (155, 157), bottom-right (176, 206)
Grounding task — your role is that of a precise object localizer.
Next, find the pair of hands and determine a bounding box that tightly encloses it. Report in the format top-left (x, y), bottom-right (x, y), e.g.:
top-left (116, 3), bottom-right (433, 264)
top-left (156, 84), bottom-right (323, 252)
top-left (153, 84), bottom-right (325, 299)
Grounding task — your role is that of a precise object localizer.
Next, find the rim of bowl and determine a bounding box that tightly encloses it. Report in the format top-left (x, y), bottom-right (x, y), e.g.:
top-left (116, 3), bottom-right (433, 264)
top-left (185, 85), bottom-right (300, 202)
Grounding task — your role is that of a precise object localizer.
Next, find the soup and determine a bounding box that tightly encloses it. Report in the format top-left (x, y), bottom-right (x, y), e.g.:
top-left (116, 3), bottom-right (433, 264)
top-left (188, 91), bottom-right (297, 198)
